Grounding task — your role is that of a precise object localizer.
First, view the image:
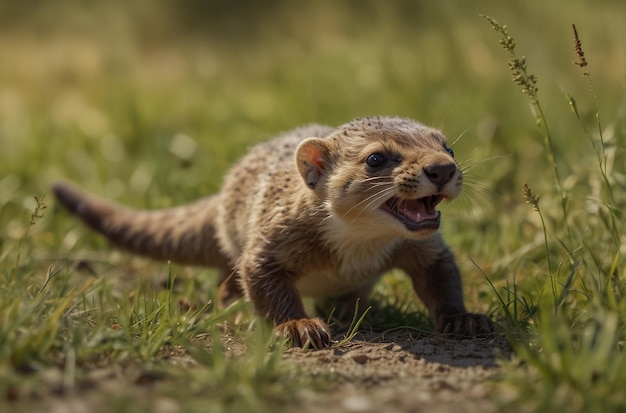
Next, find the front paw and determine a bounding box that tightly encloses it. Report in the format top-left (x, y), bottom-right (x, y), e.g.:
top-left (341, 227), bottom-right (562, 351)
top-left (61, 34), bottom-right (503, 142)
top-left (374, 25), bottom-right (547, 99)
top-left (275, 318), bottom-right (332, 349)
top-left (437, 312), bottom-right (493, 337)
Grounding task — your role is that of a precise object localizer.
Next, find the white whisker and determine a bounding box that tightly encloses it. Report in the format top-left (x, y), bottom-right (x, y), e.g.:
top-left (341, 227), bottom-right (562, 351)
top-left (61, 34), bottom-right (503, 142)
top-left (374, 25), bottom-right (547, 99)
top-left (343, 184), bottom-right (395, 217)
top-left (350, 187), bottom-right (396, 223)
top-left (459, 155), bottom-right (510, 173)
top-left (451, 128), bottom-right (469, 147)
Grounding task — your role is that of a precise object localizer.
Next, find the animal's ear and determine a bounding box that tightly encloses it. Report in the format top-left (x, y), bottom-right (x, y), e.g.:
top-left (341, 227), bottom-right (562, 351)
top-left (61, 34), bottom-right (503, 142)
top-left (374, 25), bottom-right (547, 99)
top-left (295, 138), bottom-right (331, 190)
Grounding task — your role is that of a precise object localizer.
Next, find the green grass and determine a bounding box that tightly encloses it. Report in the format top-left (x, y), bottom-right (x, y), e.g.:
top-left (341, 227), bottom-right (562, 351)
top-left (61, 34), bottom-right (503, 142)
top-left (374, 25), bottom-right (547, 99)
top-left (481, 16), bottom-right (625, 412)
top-left (0, 1), bottom-right (624, 412)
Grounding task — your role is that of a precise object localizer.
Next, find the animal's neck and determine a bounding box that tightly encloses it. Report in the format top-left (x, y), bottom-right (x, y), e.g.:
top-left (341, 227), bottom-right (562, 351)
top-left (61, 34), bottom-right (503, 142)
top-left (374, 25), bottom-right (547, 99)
top-left (319, 214), bottom-right (399, 274)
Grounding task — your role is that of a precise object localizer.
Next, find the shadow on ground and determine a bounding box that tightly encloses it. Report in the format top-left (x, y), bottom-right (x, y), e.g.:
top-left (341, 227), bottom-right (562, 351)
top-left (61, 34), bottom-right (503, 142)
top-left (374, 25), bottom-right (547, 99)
top-left (285, 329), bottom-right (512, 413)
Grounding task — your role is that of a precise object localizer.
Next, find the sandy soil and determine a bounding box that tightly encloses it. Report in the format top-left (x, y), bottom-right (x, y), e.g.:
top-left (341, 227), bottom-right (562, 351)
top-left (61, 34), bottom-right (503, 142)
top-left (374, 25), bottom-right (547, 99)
top-left (288, 331), bottom-right (512, 413)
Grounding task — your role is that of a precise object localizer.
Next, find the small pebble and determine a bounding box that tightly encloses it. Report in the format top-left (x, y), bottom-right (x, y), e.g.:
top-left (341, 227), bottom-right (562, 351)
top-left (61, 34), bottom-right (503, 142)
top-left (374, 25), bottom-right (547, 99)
top-left (352, 354), bottom-right (369, 364)
top-left (342, 395), bottom-right (372, 412)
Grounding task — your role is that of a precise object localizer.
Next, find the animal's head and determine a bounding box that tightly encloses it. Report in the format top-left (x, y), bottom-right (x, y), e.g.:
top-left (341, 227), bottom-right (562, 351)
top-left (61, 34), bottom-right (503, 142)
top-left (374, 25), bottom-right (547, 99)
top-left (295, 116), bottom-right (461, 241)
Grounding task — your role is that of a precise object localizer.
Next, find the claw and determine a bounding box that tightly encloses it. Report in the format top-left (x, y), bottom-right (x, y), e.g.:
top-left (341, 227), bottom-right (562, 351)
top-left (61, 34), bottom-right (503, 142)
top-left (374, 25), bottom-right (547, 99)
top-left (437, 312), bottom-right (493, 338)
top-left (275, 318), bottom-right (332, 349)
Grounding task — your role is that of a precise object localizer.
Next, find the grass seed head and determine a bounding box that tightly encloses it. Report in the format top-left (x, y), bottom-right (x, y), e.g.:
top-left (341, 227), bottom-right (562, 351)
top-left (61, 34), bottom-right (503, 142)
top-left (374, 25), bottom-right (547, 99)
top-left (572, 24), bottom-right (589, 74)
top-left (483, 15), bottom-right (539, 102)
top-left (522, 182), bottom-right (540, 211)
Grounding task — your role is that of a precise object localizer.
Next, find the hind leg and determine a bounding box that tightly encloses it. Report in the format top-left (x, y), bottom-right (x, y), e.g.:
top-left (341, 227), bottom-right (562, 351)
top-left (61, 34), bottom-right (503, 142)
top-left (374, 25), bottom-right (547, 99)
top-left (217, 268), bottom-right (244, 309)
top-left (315, 284), bottom-right (374, 323)
top-left (332, 284), bottom-right (374, 321)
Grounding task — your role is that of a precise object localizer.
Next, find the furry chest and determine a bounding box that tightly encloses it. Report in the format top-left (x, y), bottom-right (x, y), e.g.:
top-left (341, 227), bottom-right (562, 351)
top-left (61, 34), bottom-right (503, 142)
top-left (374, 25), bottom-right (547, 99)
top-left (293, 233), bottom-right (399, 297)
top-left (294, 252), bottom-right (392, 298)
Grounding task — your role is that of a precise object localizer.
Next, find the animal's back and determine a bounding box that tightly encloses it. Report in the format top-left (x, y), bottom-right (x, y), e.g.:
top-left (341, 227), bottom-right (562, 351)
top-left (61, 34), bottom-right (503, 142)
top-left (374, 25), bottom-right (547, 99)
top-left (215, 124), bottom-right (335, 260)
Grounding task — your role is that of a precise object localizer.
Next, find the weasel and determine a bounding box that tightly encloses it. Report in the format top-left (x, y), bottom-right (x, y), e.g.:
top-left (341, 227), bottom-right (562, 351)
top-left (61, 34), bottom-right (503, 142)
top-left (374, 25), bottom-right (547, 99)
top-left (52, 116), bottom-right (492, 348)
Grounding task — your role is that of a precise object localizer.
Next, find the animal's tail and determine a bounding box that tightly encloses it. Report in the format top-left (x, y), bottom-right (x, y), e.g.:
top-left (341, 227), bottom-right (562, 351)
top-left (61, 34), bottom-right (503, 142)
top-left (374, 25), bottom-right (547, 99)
top-left (51, 181), bottom-right (230, 268)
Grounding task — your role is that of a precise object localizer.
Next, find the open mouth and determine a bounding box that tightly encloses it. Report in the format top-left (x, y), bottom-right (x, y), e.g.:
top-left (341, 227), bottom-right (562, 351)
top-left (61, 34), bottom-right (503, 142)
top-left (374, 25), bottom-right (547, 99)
top-left (379, 195), bottom-right (443, 231)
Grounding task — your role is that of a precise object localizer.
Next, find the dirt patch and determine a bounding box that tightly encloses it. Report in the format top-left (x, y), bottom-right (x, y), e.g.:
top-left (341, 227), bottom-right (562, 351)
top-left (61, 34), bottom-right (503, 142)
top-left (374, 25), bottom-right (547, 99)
top-left (287, 331), bottom-right (512, 413)
top-left (4, 331), bottom-right (512, 413)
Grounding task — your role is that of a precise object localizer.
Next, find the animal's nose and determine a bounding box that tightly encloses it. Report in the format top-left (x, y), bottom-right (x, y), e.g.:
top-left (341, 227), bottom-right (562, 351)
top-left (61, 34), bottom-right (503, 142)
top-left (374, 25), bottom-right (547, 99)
top-left (423, 163), bottom-right (457, 187)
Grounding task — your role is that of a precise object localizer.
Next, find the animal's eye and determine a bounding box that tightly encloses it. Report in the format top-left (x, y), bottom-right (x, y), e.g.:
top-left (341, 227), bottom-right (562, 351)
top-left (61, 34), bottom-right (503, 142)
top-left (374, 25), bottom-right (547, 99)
top-left (366, 153), bottom-right (387, 168)
top-left (444, 145), bottom-right (454, 158)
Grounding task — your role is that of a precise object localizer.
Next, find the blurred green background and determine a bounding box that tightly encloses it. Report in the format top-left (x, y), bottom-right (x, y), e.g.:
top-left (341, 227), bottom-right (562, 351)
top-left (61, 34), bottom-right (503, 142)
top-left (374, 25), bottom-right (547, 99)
top-left (0, 3), bottom-right (624, 410)
top-left (0, 0), bottom-right (623, 264)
